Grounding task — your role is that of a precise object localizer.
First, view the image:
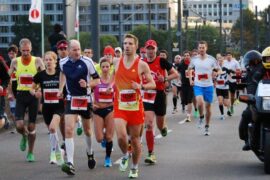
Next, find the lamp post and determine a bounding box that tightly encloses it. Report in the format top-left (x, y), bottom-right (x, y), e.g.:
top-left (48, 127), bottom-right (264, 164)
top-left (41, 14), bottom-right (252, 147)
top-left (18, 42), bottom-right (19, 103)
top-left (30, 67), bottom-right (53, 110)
top-left (91, 0), bottom-right (99, 62)
top-left (118, 4), bottom-right (122, 47)
top-left (177, 0), bottom-right (182, 54)
top-left (148, 0), bottom-right (151, 39)
top-left (240, 0), bottom-right (243, 55)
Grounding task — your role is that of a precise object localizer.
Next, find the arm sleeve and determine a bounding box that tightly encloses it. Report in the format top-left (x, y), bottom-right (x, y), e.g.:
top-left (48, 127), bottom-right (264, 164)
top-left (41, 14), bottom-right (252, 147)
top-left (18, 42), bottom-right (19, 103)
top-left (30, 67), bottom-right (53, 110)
top-left (87, 59), bottom-right (100, 79)
top-left (0, 61), bottom-right (10, 88)
top-left (160, 58), bottom-right (173, 71)
top-left (33, 71), bottom-right (41, 84)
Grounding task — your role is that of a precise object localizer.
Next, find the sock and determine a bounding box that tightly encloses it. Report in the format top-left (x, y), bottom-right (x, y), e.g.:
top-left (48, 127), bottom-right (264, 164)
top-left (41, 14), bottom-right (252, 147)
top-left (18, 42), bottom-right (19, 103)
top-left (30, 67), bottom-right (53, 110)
top-left (49, 132), bottom-right (60, 152)
top-left (85, 135), bottom-right (93, 155)
top-left (219, 105), bottom-right (224, 115)
top-left (105, 141), bottom-right (113, 158)
top-left (195, 108), bottom-right (198, 112)
top-left (131, 164), bottom-right (138, 169)
top-left (146, 130), bottom-right (154, 154)
top-left (77, 116), bottom-right (82, 128)
top-left (236, 91), bottom-right (239, 99)
top-left (65, 138), bottom-right (74, 164)
top-left (200, 115), bottom-right (204, 120)
top-left (173, 96), bottom-right (177, 109)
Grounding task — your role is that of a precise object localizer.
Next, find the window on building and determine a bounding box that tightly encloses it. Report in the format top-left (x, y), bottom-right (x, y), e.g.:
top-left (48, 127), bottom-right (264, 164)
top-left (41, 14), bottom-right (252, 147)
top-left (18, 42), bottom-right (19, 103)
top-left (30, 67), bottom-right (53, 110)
top-left (0, 15), bottom-right (8, 22)
top-left (100, 5), bottom-right (108, 10)
top-left (208, 4), bottom-right (212, 8)
top-left (203, 4), bottom-right (207, 8)
top-left (100, 14), bottom-right (110, 22)
top-left (11, 15), bottom-right (19, 22)
top-left (112, 14), bottom-right (119, 21)
top-left (135, 14), bottom-right (143, 21)
top-left (124, 25), bottom-right (132, 31)
top-left (11, 4), bottom-right (19, 11)
top-left (101, 25), bottom-right (109, 32)
top-left (0, 37), bottom-right (8, 43)
top-left (158, 24), bottom-right (167, 30)
top-left (224, 12), bottom-right (227, 16)
top-left (224, 4), bottom-right (227, 7)
top-left (158, 13), bottom-right (166, 20)
top-left (151, 14), bottom-right (155, 20)
top-left (135, 4), bottom-right (143, 10)
top-left (80, 5), bottom-right (89, 12)
top-left (158, 3), bottom-right (167, 9)
top-left (112, 25), bottom-right (118, 32)
top-left (209, 12), bottom-right (212, 16)
top-left (229, 12), bottom-right (232, 15)
top-left (214, 12), bottom-right (217, 16)
top-left (48, 15), bottom-right (54, 21)
top-left (147, 4), bottom-right (155, 9)
top-left (0, 26), bottom-right (8, 33)
top-left (229, 4), bottom-right (232, 8)
top-left (193, 4), bottom-right (197, 8)
top-left (57, 15), bottom-right (63, 21)
top-left (123, 14), bottom-right (132, 21)
top-left (45, 4), bottom-right (54, 11)
top-left (111, 5), bottom-right (118, 10)
top-left (223, 20), bottom-right (227, 23)
top-left (214, 4), bottom-right (217, 8)
top-left (57, 4), bottom-right (63, 11)
top-left (22, 4), bottom-right (30, 11)
top-left (199, 4), bottom-right (202, 8)
top-left (229, 20), bottom-right (232, 23)
top-left (123, 4), bottom-right (132, 10)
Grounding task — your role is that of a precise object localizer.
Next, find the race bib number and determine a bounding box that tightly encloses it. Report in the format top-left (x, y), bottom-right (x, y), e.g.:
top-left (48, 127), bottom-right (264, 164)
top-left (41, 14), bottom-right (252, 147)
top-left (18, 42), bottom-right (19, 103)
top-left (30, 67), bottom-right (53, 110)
top-left (98, 88), bottom-right (113, 103)
top-left (142, 90), bottom-right (156, 104)
top-left (11, 73), bottom-right (16, 81)
top-left (197, 74), bottom-right (208, 81)
top-left (217, 80), bottom-right (225, 85)
top-left (119, 89), bottom-right (139, 111)
top-left (71, 96), bottom-right (89, 110)
top-left (258, 83), bottom-right (270, 97)
top-left (43, 89), bottom-right (59, 104)
top-left (19, 74), bottom-right (33, 87)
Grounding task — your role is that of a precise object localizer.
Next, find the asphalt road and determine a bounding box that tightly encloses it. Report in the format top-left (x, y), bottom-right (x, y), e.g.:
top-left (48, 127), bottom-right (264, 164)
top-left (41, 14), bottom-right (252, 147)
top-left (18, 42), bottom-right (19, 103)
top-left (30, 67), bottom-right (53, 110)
top-left (0, 93), bottom-right (269, 180)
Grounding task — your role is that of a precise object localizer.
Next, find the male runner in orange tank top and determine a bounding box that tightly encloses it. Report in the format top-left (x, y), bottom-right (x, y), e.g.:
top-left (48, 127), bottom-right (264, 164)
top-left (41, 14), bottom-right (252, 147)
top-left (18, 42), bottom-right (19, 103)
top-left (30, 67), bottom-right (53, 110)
top-left (111, 34), bottom-right (155, 178)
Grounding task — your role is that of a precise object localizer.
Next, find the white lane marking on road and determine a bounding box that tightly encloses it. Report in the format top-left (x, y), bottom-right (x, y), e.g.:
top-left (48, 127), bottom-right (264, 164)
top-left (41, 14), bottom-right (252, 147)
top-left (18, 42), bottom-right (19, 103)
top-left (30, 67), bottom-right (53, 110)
top-left (178, 119), bottom-right (187, 124)
top-left (155, 129), bottom-right (172, 139)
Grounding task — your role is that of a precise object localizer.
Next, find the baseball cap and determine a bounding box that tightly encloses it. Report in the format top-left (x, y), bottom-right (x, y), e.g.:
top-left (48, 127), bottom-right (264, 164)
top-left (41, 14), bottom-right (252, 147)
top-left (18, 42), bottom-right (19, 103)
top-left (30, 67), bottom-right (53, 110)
top-left (145, 39), bottom-right (157, 48)
top-left (56, 40), bottom-right (68, 49)
top-left (115, 47), bottom-right (122, 53)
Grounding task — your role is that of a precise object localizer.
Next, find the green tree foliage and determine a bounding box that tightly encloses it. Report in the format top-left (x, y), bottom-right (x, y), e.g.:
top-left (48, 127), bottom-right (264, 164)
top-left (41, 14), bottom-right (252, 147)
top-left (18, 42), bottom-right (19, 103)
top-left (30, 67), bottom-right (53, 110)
top-left (231, 9), bottom-right (265, 54)
top-left (11, 15), bottom-right (53, 56)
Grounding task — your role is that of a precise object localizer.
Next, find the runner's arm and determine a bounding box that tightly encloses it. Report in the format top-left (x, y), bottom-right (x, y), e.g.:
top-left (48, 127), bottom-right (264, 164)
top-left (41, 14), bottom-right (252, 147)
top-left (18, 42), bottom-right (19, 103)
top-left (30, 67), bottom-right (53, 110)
top-left (36, 57), bottom-right (45, 71)
top-left (140, 61), bottom-right (156, 90)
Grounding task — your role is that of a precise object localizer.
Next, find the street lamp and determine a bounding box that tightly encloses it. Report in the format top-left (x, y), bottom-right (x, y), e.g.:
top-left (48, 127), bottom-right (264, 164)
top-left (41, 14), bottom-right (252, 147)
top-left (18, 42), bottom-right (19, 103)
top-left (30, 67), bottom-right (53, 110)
top-left (118, 4), bottom-right (122, 47)
top-left (148, 0), bottom-right (151, 39)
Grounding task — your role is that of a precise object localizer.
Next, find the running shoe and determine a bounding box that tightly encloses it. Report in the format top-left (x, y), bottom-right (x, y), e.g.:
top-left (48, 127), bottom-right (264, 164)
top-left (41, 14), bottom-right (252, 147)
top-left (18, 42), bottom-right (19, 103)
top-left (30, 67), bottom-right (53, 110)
top-left (3, 116), bottom-right (10, 129)
top-left (128, 168), bottom-right (139, 179)
top-left (49, 151), bottom-right (57, 164)
top-left (185, 116), bottom-right (191, 122)
top-left (194, 110), bottom-right (199, 118)
top-left (101, 139), bottom-right (106, 149)
top-left (230, 106), bottom-right (234, 114)
top-left (220, 115), bottom-right (225, 120)
top-left (55, 150), bottom-right (64, 166)
top-left (26, 152), bottom-right (35, 162)
top-left (172, 108), bottom-right (177, 114)
top-left (160, 127), bottom-right (168, 137)
top-left (204, 125), bottom-right (210, 136)
top-left (20, 135), bottom-right (27, 151)
top-left (87, 152), bottom-right (96, 169)
top-left (60, 142), bottom-right (66, 151)
top-left (104, 156), bottom-right (112, 167)
top-left (119, 157), bottom-right (129, 172)
top-left (62, 162), bottom-right (75, 175)
top-left (76, 121), bottom-right (83, 136)
top-left (197, 119), bottom-right (204, 129)
top-left (227, 110), bottom-right (232, 117)
top-left (234, 99), bottom-right (240, 105)
top-left (144, 153), bottom-right (157, 164)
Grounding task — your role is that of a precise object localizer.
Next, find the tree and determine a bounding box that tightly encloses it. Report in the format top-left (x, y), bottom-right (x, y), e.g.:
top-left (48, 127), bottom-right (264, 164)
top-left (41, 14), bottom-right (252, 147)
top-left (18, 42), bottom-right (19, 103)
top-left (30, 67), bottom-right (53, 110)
top-left (11, 15), bottom-right (53, 56)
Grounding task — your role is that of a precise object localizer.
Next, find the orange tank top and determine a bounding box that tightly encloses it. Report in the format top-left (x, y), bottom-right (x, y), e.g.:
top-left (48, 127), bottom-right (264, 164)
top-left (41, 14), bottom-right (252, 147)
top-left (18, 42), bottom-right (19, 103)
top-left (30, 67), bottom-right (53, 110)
top-left (114, 56), bottom-right (142, 111)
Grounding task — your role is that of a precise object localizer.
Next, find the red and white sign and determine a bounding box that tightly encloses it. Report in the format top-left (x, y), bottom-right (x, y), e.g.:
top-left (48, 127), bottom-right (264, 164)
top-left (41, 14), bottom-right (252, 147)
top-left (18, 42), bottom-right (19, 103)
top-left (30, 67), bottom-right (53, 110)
top-left (29, 0), bottom-right (41, 23)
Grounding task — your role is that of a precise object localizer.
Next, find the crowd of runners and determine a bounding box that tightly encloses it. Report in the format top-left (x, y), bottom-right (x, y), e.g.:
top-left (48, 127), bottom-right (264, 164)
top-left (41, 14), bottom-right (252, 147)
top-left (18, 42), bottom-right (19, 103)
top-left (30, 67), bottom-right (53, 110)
top-left (0, 33), bottom-right (245, 178)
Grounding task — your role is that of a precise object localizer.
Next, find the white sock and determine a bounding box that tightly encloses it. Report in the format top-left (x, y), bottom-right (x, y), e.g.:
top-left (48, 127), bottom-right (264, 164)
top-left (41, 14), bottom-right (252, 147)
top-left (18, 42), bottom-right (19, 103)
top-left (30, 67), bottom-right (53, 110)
top-left (49, 132), bottom-right (61, 153)
top-left (85, 135), bottom-right (93, 155)
top-left (65, 138), bottom-right (74, 164)
top-left (77, 116), bottom-right (82, 128)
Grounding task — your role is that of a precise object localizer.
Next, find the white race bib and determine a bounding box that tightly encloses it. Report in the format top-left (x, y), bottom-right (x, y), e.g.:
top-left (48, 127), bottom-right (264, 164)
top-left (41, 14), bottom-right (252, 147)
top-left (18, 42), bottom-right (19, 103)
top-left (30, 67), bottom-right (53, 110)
top-left (119, 89), bottom-right (139, 111)
top-left (258, 83), bottom-right (270, 97)
top-left (71, 96), bottom-right (90, 110)
top-left (98, 88), bottom-right (113, 103)
top-left (19, 74), bottom-right (33, 87)
top-left (43, 89), bottom-right (59, 104)
top-left (142, 90), bottom-right (156, 104)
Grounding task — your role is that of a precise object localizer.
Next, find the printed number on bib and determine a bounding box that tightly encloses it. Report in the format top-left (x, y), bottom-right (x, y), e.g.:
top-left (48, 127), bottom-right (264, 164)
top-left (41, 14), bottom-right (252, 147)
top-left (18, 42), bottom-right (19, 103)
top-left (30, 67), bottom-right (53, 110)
top-left (197, 74), bottom-right (208, 81)
top-left (19, 74), bottom-right (33, 87)
top-left (217, 80), bottom-right (225, 85)
top-left (142, 90), bottom-right (156, 104)
top-left (185, 70), bottom-right (194, 78)
top-left (71, 96), bottom-right (89, 110)
top-left (119, 89), bottom-right (139, 111)
top-left (98, 88), bottom-right (113, 103)
top-left (43, 89), bottom-right (59, 104)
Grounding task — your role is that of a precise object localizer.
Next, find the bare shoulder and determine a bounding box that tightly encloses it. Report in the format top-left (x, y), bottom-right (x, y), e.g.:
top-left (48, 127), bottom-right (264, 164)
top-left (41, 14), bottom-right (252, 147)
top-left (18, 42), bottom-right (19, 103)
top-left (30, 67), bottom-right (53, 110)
top-left (139, 60), bottom-right (150, 73)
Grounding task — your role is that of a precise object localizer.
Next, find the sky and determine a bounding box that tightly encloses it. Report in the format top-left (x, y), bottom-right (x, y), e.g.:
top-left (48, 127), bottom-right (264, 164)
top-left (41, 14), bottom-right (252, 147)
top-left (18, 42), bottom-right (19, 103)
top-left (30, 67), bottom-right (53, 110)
top-left (253, 0), bottom-right (270, 11)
